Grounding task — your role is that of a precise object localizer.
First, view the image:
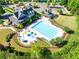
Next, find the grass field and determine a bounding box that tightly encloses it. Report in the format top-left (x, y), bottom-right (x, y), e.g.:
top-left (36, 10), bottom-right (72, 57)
top-left (10, 38), bottom-right (31, 52)
top-left (0, 29), bottom-right (13, 44)
top-left (0, 15), bottom-right (77, 53)
top-left (55, 15), bottom-right (77, 31)
top-left (10, 38), bottom-right (50, 52)
top-left (0, 29), bottom-right (50, 52)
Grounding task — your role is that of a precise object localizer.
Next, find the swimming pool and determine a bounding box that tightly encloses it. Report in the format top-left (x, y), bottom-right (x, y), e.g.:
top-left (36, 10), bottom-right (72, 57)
top-left (32, 21), bottom-right (63, 41)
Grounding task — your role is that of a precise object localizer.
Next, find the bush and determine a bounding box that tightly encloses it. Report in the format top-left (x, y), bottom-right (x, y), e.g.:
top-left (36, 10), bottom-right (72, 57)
top-left (0, 1), bottom-right (6, 5)
top-left (40, 48), bottom-right (53, 59)
top-left (64, 27), bottom-right (74, 34)
top-left (16, 24), bottom-right (24, 29)
top-left (67, 0), bottom-right (79, 15)
top-left (0, 5), bottom-right (5, 16)
top-left (33, 3), bottom-right (39, 8)
top-left (0, 19), bottom-right (4, 24)
top-left (58, 9), bottom-right (63, 15)
top-left (50, 38), bottom-right (67, 47)
top-left (35, 11), bottom-right (41, 17)
top-left (21, 12), bottom-right (41, 27)
top-left (31, 12), bottom-right (41, 21)
top-left (14, 0), bottom-right (19, 4)
top-left (6, 33), bottom-right (15, 42)
top-left (22, 18), bottom-right (32, 26)
top-left (18, 3), bottom-right (25, 6)
top-left (63, 13), bottom-right (73, 16)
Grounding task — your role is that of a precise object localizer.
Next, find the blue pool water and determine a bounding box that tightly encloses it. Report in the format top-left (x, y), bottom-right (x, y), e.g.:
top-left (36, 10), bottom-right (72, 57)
top-left (32, 21), bottom-right (59, 40)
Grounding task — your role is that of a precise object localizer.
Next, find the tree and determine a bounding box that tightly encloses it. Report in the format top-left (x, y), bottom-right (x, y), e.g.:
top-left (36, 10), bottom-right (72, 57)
top-left (58, 9), bottom-right (63, 15)
top-left (47, 0), bottom-right (51, 6)
top-left (67, 0), bottom-right (79, 15)
top-left (52, 0), bottom-right (56, 5)
top-left (30, 44), bottom-right (41, 59)
top-left (64, 27), bottom-right (74, 34)
top-left (17, 24), bottom-right (24, 29)
top-left (59, 0), bottom-right (68, 5)
top-left (6, 33), bottom-right (15, 42)
top-left (0, 51), bottom-right (5, 59)
top-left (0, 5), bottom-right (5, 16)
top-left (40, 48), bottom-right (53, 59)
top-left (50, 38), bottom-right (67, 47)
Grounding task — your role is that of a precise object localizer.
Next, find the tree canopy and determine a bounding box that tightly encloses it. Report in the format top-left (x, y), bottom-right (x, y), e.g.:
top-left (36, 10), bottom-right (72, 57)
top-left (0, 5), bottom-right (5, 16)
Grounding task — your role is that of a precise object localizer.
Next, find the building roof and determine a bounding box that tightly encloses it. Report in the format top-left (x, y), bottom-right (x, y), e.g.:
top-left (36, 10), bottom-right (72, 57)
top-left (0, 13), bottom-right (12, 19)
top-left (9, 15), bottom-right (18, 25)
top-left (23, 8), bottom-right (35, 17)
top-left (14, 7), bottom-right (35, 20)
top-left (3, 6), bottom-right (36, 25)
top-left (14, 12), bottom-right (18, 18)
top-left (18, 13), bottom-right (28, 20)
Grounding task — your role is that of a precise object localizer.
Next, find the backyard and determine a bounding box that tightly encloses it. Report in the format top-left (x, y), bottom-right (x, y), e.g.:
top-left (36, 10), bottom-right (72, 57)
top-left (0, 29), bottom-right (13, 45)
top-left (55, 15), bottom-right (77, 31)
top-left (10, 37), bottom-right (50, 52)
top-left (0, 28), bottom-right (50, 52)
top-left (0, 0), bottom-right (79, 59)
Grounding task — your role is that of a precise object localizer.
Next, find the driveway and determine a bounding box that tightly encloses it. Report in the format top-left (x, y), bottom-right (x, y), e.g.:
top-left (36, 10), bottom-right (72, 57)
top-left (33, 3), bottom-right (47, 13)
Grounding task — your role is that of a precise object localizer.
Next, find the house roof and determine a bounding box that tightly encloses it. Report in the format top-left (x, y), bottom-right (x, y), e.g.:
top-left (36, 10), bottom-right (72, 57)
top-left (14, 7), bottom-right (35, 20)
top-left (14, 12), bottom-right (18, 18)
top-left (23, 7), bottom-right (35, 17)
top-left (7, 7), bottom-right (35, 25)
top-left (0, 13), bottom-right (12, 19)
top-left (18, 13), bottom-right (28, 20)
top-left (14, 11), bottom-right (28, 20)
top-left (9, 15), bottom-right (18, 25)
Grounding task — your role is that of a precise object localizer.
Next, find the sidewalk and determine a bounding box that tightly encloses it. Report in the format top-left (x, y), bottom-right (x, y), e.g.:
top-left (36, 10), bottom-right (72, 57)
top-left (0, 26), bottom-right (16, 32)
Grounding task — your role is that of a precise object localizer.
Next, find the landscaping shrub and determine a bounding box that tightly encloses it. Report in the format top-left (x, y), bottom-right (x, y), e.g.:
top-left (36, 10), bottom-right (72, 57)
top-left (22, 18), bottom-right (32, 26)
top-left (58, 9), bottom-right (63, 15)
top-left (0, 5), bottom-right (5, 16)
top-left (63, 13), bottom-right (73, 16)
top-left (64, 27), bottom-right (74, 34)
top-left (67, 0), bottom-right (79, 15)
top-left (40, 48), bottom-right (53, 59)
top-left (6, 33), bottom-right (15, 42)
top-left (21, 12), bottom-right (41, 27)
top-left (14, 0), bottom-right (19, 4)
top-left (0, 19), bottom-right (4, 24)
top-left (16, 24), bottom-right (24, 29)
top-left (18, 3), bottom-right (25, 6)
top-left (33, 3), bottom-right (39, 8)
top-left (50, 38), bottom-right (67, 47)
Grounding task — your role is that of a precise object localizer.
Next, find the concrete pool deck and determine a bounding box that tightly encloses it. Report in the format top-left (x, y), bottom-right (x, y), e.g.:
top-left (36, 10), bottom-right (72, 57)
top-left (19, 17), bottom-right (64, 45)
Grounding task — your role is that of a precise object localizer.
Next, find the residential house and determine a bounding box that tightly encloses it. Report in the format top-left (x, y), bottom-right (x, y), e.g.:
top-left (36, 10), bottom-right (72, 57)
top-left (9, 6), bottom-right (35, 25)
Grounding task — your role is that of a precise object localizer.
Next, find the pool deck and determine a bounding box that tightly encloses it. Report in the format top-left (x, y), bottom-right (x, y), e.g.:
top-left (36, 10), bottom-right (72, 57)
top-left (31, 18), bottom-right (64, 40)
top-left (19, 16), bottom-right (64, 45)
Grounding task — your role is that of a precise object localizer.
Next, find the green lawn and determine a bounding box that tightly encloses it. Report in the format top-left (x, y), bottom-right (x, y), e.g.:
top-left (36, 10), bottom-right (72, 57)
top-left (0, 19), bottom-right (4, 24)
top-left (4, 7), bottom-right (14, 14)
top-left (0, 29), bottom-right (50, 52)
top-left (31, 39), bottom-right (50, 47)
top-left (55, 15), bottom-right (77, 31)
top-left (10, 38), bottom-right (31, 52)
top-left (10, 38), bottom-right (50, 52)
top-left (0, 29), bottom-right (13, 44)
top-left (0, 15), bottom-right (77, 53)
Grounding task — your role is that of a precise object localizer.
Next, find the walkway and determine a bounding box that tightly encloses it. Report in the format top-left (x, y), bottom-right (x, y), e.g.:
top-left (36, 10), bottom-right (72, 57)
top-left (0, 26), bottom-right (17, 32)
